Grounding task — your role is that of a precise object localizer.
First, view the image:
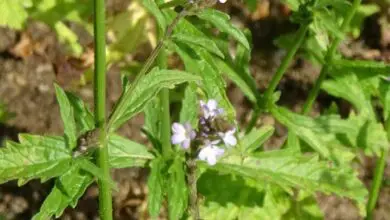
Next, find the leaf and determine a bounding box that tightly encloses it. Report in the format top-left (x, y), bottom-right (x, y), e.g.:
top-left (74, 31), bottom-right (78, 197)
top-left (242, 126), bottom-right (274, 152)
top-left (144, 96), bottom-right (162, 139)
top-left (197, 8), bottom-right (250, 50)
top-left (167, 157), bottom-right (188, 220)
top-left (66, 92), bottom-right (94, 135)
top-left (54, 84), bottom-right (77, 149)
top-left (147, 158), bottom-right (164, 217)
top-left (174, 44), bottom-right (235, 121)
top-left (0, 135), bottom-right (71, 185)
top-left (330, 59), bottom-right (390, 79)
top-left (32, 166), bottom-right (93, 220)
top-left (198, 170), bottom-right (290, 220)
top-left (0, 0), bottom-right (28, 29)
top-left (172, 32), bottom-right (224, 58)
top-left (321, 73), bottom-right (375, 119)
top-left (54, 22), bottom-right (83, 56)
top-left (109, 68), bottom-right (201, 131)
top-left (349, 4), bottom-right (380, 38)
top-left (180, 82), bottom-right (199, 128)
top-left (379, 79), bottom-right (390, 120)
top-left (141, 0), bottom-right (166, 32)
top-left (271, 106), bottom-right (331, 158)
top-left (108, 134), bottom-right (154, 168)
top-left (212, 149), bottom-right (367, 209)
top-left (282, 190), bottom-right (323, 220)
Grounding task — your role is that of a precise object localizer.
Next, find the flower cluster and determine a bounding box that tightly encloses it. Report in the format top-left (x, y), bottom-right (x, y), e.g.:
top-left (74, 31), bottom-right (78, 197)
top-left (171, 99), bottom-right (237, 166)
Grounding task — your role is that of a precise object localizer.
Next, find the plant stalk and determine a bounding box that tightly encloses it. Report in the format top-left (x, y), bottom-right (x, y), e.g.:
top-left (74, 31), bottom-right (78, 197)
top-left (301, 0), bottom-right (362, 114)
top-left (94, 0), bottom-right (112, 219)
top-left (246, 24), bottom-right (309, 133)
top-left (186, 156), bottom-right (199, 219)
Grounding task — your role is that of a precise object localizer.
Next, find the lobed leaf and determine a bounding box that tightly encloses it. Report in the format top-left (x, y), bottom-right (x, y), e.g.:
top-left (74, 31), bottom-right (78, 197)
top-left (147, 158), bottom-right (164, 217)
top-left (109, 68), bottom-right (201, 131)
top-left (242, 126), bottom-right (274, 153)
top-left (66, 92), bottom-right (95, 134)
top-left (167, 157), bottom-right (188, 220)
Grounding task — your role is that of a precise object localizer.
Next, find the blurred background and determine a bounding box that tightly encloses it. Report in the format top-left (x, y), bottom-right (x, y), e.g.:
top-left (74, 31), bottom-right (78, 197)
top-left (0, 0), bottom-right (389, 219)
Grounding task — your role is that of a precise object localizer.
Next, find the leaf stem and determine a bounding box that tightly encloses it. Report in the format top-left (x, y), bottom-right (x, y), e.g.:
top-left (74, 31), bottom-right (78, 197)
top-left (107, 9), bottom-right (188, 132)
top-left (246, 24), bottom-right (309, 133)
top-left (301, 0), bottom-right (362, 114)
top-left (186, 156), bottom-right (199, 219)
top-left (93, 0), bottom-right (112, 219)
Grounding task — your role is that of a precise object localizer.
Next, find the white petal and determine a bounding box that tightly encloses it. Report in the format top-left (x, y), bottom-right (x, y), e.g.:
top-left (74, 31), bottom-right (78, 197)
top-left (181, 139), bottom-right (191, 149)
top-left (207, 155), bottom-right (217, 166)
top-left (172, 123), bottom-right (185, 135)
top-left (171, 134), bottom-right (185, 144)
top-left (198, 147), bottom-right (210, 161)
top-left (219, 0), bottom-right (227, 3)
top-left (224, 135), bottom-right (237, 147)
top-left (207, 99), bottom-right (218, 111)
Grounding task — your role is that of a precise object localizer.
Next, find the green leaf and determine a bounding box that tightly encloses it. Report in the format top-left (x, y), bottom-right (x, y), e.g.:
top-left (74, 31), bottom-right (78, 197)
top-left (109, 68), bottom-right (201, 130)
top-left (322, 73), bottom-right (375, 118)
top-left (0, 135), bottom-right (71, 185)
top-left (108, 134), bottom-right (154, 168)
top-left (271, 107), bottom-right (331, 158)
top-left (167, 157), bottom-right (188, 220)
top-left (172, 32), bottom-right (224, 58)
top-left (180, 82), bottom-right (199, 128)
top-left (282, 190), bottom-right (323, 220)
top-left (197, 8), bottom-right (250, 50)
top-left (379, 79), bottom-right (390, 120)
top-left (175, 44), bottom-right (235, 121)
top-left (66, 92), bottom-right (94, 135)
top-left (242, 126), bottom-right (274, 152)
top-left (32, 166), bottom-right (93, 220)
top-left (314, 10), bottom-right (343, 39)
top-left (144, 96), bottom-right (162, 139)
top-left (330, 59), bottom-right (390, 79)
top-left (54, 84), bottom-right (77, 149)
top-left (147, 158), bottom-right (164, 217)
top-left (0, 0), bottom-right (27, 29)
top-left (349, 4), bottom-right (380, 38)
top-left (212, 149), bottom-right (367, 208)
top-left (141, 0), bottom-right (166, 32)
top-left (199, 170), bottom-right (290, 220)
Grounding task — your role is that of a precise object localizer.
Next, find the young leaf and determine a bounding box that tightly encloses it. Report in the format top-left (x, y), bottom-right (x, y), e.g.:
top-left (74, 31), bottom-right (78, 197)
top-left (167, 157), bottom-right (188, 220)
top-left (147, 158), bottom-right (165, 217)
top-left (32, 166), bottom-right (93, 220)
top-left (172, 32), bottom-right (224, 58)
top-left (109, 68), bottom-right (201, 131)
top-left (108, 134), bottom-right (154, 168)
top-left (196, 8), bottom-right (250, 50)
top-left (242, 126), bottom-right (274, 152)
top-left (0, 0), bottom-right (27, 29)
top-left (54, 84), bottom-right (77, 149)
top-left (0, 135), bottom-right (71, 184)
top-left (180, 82), bottom-right (199, 128)
top-left (66, 92), bottom-right (95, 134)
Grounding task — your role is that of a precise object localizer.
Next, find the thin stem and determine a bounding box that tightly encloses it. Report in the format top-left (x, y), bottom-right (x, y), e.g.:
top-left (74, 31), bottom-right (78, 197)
top-left (366, 148), bottom-right (388, 220)
top-left (301, 0), bottom-right (362, 114)
top-left (186, 156), bottom-right (199, 219)
top-left (107, 9), bottom-right (188, 132)
top-left (245, 24), bottom-right (309, 133)
top-left (94, 0), bottom-right (112, 219)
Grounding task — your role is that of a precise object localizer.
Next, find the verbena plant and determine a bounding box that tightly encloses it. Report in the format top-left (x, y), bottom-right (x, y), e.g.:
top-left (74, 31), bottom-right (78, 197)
top-left (0, 0), bottom-right (389, 219)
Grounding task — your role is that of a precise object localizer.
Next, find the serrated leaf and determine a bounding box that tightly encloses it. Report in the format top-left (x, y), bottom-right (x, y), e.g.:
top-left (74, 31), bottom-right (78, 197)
top-left (32, 166), bottom-right (93, 220)
top-left (322, 72), bottom-right (375, 118)
top-left (147, 158), bottom-right (164, 217)
top-left (167, 157), bottom-right (188, 220)
top-left (54, 84), bottom-right (77, 149)
top-left (66, 92), bottom-right (94, 135)
top-left (0, 0), bottom-right (27, 29)
top-left (198, 170), bottom-right (290, 220)
top-left (180, 82), bottom-right (199, 128)
top-left (0, 135), bottom-right (71, 184)
top-left (172, 32), bottom-right (224, 58)
top-left (144, 96), bottom-right (162, 138)
top-left (108, 134), bottom-right (154, 168)
top-left (109, 68), bottom-right (201, 131)
top-left (242, 126), bottom-right (274, 152)
top-left (212, 149), bottom-right (367, 209)
top-left (282, 190), bottom-right (323, 220)
top-left (330, 59), bottom-right (390, 79)
top-left (197, 8), bottom-right (250, 50)
top-left (174, 44), bottom-right (235, 121)
top-left (141, 0), bottom-right (166, 32)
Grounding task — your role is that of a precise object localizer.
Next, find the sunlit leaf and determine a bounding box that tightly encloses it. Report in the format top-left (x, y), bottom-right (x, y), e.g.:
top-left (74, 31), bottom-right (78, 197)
top-left (167, 157), bottom-right (188, 220)
top-left (242, 126), bottom-right (274, 152)
top-left (147, 158), bottom-right (165, 217)
top-left (0, 0), bottom-right (27, 29)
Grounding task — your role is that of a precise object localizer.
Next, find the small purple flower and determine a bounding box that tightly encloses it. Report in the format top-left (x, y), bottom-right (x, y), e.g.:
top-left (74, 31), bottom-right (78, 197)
top-left (171, 122), bottom-right (196, 149)
top-left (218, 128), bottom-right (237, 147)
top-left (200, 99), bottom-right (224, 119)
top-left (198, 140), bottom-right (225, 166)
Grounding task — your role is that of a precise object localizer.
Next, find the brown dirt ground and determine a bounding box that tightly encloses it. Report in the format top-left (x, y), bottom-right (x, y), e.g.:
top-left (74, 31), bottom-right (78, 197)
top-left (0, 0), bottom-right (389, 219)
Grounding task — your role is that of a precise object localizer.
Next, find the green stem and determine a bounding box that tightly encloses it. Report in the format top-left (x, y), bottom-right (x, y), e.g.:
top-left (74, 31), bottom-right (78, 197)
top-left (301, 0), bottom-right (362, 114)
top-left (366, 148), bottom-right (388, 220)
top-left (246, 24), bottom-right (309, 133)
top-left (94, 0), bottom-right (112, 219)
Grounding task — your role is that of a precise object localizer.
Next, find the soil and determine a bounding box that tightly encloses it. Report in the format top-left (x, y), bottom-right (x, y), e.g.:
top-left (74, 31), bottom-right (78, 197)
top-left (0, 0), bottom-right (389, 219)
